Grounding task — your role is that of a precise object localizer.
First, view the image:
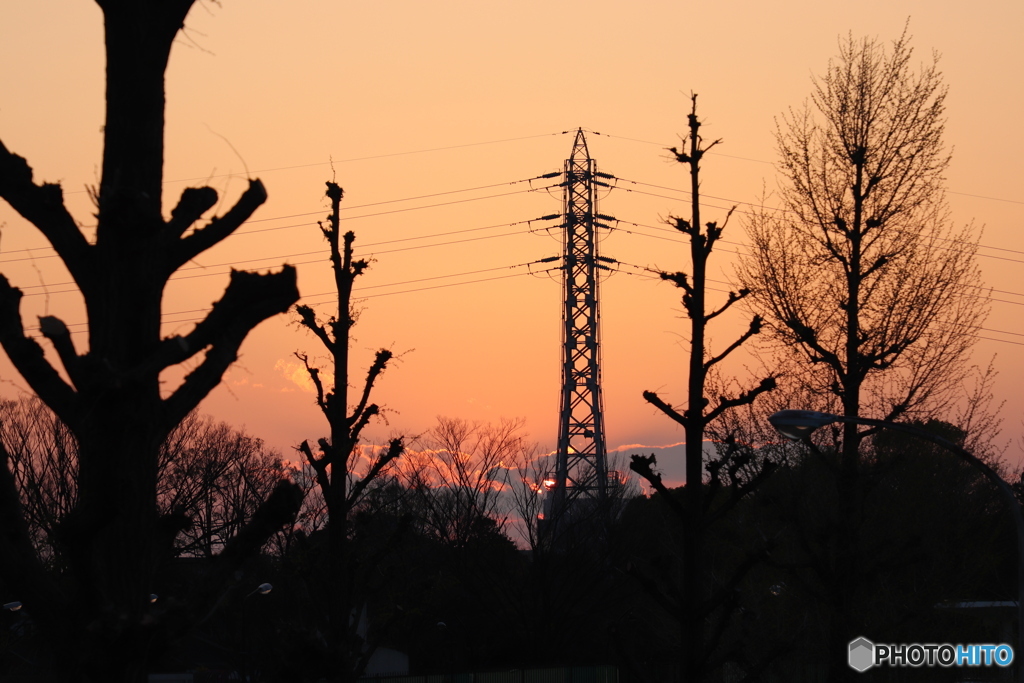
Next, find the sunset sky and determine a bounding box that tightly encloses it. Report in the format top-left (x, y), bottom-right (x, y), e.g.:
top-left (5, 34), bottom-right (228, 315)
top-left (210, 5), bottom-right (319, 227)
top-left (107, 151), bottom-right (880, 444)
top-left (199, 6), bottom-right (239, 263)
top-left (1, 0), bottom-right (1022, 484)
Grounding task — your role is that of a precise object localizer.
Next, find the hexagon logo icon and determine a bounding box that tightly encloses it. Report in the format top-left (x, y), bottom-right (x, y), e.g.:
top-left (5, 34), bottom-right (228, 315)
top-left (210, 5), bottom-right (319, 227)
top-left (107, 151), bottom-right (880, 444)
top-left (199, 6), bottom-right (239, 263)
top-left (848, 637), bottom-right (875, 672)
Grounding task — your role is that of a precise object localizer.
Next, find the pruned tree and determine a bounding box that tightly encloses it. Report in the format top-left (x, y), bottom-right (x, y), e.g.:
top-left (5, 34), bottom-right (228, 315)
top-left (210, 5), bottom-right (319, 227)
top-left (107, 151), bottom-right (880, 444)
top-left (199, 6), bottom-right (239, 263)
top-left (737, 28), bottom-right (985, 681)
top-left (629, 95), bottom-right (776, 683)
top-left (295, 181), bottom-right (404, 682)
top-left (0, 2), bottom-right (302, 680)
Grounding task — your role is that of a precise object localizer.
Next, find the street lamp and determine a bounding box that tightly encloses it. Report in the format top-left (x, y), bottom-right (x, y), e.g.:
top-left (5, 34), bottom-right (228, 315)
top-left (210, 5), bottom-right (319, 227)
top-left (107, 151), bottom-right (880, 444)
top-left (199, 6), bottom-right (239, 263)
top-left (246, 582), bottom-right (273, 598)
top-left (769, 409), bottom-right (1024, 680)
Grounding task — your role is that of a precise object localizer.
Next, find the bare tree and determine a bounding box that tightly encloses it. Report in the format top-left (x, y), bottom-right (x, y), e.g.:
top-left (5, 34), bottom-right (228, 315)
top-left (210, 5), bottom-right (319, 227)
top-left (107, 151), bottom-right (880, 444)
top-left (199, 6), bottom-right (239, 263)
top-left (629, 95), bottom-right (775, 683)
top-left (295, 181), bottom-right (404, 682)
top-left (0, 2), bottom-right (302, 680)
top-left (402, 416), bottom-right (530, 548)
top-left (0, 396), bottom-right (77, 562)
top-left (1, 397), bottom-right (290, 566)
top-left (737, 28), bottom-right (985, 681)
top-left (740, 28), bottom-right (983, 444)
top-left (157, 414), bottom-right (291, 559)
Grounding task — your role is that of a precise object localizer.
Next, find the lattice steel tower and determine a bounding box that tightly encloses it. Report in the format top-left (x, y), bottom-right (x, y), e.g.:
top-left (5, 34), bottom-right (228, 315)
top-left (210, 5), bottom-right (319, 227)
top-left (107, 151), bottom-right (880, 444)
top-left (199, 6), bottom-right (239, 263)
top-left (546, 129), bottom-right (615, 523)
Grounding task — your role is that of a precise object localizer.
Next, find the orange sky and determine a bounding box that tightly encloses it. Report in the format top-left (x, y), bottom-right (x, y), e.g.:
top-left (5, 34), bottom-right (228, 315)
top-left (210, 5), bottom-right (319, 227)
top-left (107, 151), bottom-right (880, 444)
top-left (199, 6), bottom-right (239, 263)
top-left (1, 1), bottom-right (1022, 484)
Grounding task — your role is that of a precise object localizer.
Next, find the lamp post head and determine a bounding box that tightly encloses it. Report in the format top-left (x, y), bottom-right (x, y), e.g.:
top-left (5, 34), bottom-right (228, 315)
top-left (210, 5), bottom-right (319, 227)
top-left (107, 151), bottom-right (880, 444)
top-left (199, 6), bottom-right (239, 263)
top-left (768, 410), bottom-right (841, 440)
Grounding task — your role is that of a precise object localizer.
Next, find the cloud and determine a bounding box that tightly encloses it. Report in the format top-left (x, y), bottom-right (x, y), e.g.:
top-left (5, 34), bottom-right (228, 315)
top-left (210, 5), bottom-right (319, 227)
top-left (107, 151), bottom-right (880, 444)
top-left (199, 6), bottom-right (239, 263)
top-left (607, 441), bottom-right (719, 489)
top-left (275, 358), bottom-right (334, 394)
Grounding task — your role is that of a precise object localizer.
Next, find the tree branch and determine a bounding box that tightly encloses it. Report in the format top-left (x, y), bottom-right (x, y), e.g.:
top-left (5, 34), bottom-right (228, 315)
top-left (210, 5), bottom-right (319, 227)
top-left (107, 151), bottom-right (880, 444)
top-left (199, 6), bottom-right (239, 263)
top-left (705, 289), bottom-right (751, 323)
top-left (703, 315), bottom-right (762, 371)
top-left (642, 390), bottom-right (687, 428)
top-left (296, 352), bottom-right (328, 418)
top-left (0, 277), bottom-right (78, 424)
top-left (784, 316), bottom-right (841, 369)
top-left (629, 453), bottom-right (687, 520)
top-left (165, 186), bottom-right (219, 239)
top-left (162, 266), bottom-right (298, 426)
top-left (168, 179), bottom-right (267, 272)
top-left (704, 376), bottom-right (777, 425)
top-left (298, 440), bottom-right (331, 494)
top-left (348, 404), bottom-right (380, 451)
top-left (350, 349), bottom-right (393, 429)
top-left (38, 315), bottom-right (88, 391)
top-left (659, 270), bottom-right (694, 296)
top-left (0, 140), bottom-right (92, 285)
top-left (154, 266), bottom-right (298, 372)
top-left (346, 437), bottom-right (404, 509)
top-left (295, 304), bottom-right (335, 355)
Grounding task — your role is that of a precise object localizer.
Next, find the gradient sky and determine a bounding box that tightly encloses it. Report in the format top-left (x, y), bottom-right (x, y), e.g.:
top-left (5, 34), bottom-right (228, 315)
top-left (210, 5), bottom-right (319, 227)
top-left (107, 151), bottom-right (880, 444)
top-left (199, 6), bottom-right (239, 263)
top-left (1, 1), bottom-right (1022, 484)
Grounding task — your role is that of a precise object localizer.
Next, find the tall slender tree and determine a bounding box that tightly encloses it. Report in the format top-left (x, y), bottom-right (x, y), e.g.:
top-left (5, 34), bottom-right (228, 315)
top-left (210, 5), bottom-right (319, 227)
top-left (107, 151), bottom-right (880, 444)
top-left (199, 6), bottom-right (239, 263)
top-left (631, 95), bottom-right (775, 683)
top-left (0, 2), bottom-right (301, 680)
top-left (738, 29), bottom-right (985, 681)
top-left (295, 181), bottom-right (404, 682)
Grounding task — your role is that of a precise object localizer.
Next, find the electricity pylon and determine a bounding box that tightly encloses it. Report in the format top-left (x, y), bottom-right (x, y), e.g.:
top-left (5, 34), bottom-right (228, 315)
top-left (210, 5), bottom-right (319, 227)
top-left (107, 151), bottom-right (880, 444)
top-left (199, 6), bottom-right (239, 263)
top-left (545, 128), bottom-right (617, 530)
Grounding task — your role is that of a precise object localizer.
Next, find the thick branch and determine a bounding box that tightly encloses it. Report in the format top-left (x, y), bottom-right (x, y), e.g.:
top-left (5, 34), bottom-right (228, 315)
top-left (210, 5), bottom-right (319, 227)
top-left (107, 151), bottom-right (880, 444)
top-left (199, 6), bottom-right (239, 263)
top-left (784, 316), bottom-right (842, 370)
top-left (296, 352), bottom-right (328, 417)
top-left (0, 277), bottom-right (78, 424)
top-left (165, 186), bottom-right (219, 238)
top-left (629, 453), bottom-right (688, 520)
top-left (348, 404), bottom-right (380, 450)
top-left (0, 140), bottom-right (92, 285)
top-left (624, 562), bottom-right (681, 616)
top-left (162, 266), bottom-right (298, 426)
top-left (705, 288), bottom-right (751, 323)
top-left (345, 437), bottom-right (404, 509)
top-left (296, 304), bottom-right (336, 355)
top-left (37, 315), bottom-right (87, 391)
top-left (642, 390), bottom-right (687, 428)
top-left (154, 266), bottom-right (298, 372)
top-left (168, 179), bottom-right (267, 272)
top-left (704, 316), bottom-right (761, 371)
top-left (704, 376), bottom-right (777, 425)
top-left (298, 440), bottom-right (331, 496)
top-left (350, 349), bottom-right (393, 429)
top-left (703, 315), bottom-right (762, 371)
top-left (660, 270), bottom-right (694, 296)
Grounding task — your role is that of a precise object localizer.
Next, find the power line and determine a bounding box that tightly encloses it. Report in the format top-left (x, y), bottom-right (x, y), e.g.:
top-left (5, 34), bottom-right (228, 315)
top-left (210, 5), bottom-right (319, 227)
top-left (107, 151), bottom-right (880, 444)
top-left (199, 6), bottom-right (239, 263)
top-left (610, 176), bottom-right (1024, 260)
top-left (597, 131), bottom-right (1024, 205)
top-left (615, 217), bottom-right (1024, 305)
top-left (0, 176), bottom-right (560, 261)
top-left (18, 227), bottom-right (539, 296)
top-left (62, 132), bottom-right (572, 194)
top-left (42, 264), bottom-right (561, 332)
top-left (244, 174), bottom-right (559, 223)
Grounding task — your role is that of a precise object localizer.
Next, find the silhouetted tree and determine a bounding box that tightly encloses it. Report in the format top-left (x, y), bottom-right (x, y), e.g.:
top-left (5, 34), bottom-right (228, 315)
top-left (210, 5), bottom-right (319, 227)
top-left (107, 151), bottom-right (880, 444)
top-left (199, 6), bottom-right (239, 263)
top-left (737, 29), bottom-right (985, 680)
top-left (748, 423), bottom-right (1011, 681)
top-left (0, 397), bottom-right (290, 565)
top-left (156, 414), bottom-right (293, 559)
top-left (630, 95), bottom-right (775, 683)
top-left (295, 180), bottom-right (404, 682)
top-left (402, 416), bottom-right (528, 548)
top-left (0, 2), bottom-right (301, 680)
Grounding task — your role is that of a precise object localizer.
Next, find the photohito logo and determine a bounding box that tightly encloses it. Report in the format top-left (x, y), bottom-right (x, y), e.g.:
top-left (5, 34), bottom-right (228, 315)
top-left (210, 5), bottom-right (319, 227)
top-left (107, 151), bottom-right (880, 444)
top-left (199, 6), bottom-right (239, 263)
top-left (849, 637), bottom-right (1014, 671)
